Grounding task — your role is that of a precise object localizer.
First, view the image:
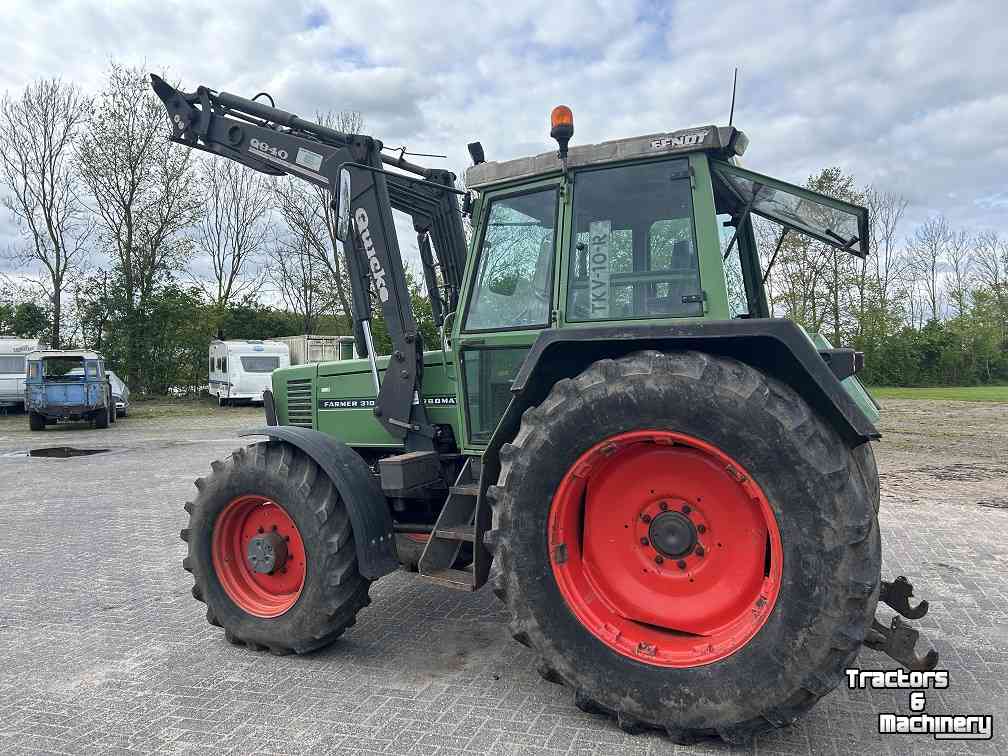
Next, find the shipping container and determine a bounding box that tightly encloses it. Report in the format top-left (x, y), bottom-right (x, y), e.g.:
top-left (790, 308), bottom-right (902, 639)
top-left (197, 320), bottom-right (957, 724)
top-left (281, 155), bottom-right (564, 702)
top-left (272, 335), bottom-right (356, 366)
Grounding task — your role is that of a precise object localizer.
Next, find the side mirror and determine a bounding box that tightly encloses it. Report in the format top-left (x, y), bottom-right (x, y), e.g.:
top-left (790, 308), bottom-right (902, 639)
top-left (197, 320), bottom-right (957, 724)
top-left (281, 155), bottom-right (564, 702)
top-left (335, 167), bottom-right (352, 242)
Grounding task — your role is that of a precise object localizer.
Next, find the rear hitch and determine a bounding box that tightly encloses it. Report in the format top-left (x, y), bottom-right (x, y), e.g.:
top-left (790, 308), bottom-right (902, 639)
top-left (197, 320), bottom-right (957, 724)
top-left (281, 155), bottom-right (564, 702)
top-left (864, 576), bottom-right (939, 671)
top-left (879, 575), bottom-right (929, 619)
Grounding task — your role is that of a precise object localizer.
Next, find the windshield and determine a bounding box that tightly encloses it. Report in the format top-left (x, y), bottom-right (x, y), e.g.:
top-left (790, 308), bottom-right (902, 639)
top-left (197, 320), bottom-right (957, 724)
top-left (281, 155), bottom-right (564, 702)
top-left (567, 159), bottom-right (702, 321)
top-left (241, 355), bottom-right (280, 373)
top-left (42, 357), bottom-right (85, 380)
top-left (464, 188), bottom-right (557, 331)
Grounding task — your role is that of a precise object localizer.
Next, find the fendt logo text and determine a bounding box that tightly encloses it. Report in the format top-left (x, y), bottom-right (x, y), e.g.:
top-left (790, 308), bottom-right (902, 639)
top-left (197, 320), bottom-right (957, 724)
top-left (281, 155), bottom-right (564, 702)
top-left (354, 208), bottom-right (390, 303)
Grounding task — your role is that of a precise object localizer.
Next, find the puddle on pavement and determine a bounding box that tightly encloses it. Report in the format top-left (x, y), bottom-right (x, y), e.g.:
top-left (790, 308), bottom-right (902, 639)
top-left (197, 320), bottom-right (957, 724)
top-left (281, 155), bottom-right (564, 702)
top-left (5, 446), bottom-right (111, 459)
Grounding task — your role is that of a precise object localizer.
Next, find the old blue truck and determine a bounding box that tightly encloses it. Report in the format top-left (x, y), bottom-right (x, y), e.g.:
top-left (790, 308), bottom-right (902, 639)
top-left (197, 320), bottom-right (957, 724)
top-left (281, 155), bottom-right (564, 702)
top-left (25, 350), bottom-right (116, 431)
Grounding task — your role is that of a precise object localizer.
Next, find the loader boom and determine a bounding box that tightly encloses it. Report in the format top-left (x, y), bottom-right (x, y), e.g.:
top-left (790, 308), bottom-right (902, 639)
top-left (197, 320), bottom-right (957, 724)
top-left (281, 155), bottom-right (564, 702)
top-left (151, 75), bottom-right (467, 449)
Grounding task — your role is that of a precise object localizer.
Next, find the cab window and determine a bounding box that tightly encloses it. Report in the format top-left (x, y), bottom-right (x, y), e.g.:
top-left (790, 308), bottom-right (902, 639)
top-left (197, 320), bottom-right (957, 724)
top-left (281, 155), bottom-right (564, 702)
top-left (567, 159), bottom-right (702, 321)
top-left (464, 188), bottom-right (557, 331)
top-left (718, 213), bottom-right (749, 318)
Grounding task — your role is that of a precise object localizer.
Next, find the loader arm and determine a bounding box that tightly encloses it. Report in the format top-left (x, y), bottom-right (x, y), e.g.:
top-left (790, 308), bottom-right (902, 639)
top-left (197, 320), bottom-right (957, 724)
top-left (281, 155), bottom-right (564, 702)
top-left (151, 75), bottom-right (467, 449)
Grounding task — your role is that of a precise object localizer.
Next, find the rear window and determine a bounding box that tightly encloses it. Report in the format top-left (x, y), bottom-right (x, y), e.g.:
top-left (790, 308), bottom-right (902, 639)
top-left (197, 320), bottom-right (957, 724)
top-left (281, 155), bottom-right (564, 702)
top-left (0, 355), bottom-right (25, 374)
top-left (241, 356), bottom-right (280, 373)
top-left (42, 357), bottom-right (85, 379)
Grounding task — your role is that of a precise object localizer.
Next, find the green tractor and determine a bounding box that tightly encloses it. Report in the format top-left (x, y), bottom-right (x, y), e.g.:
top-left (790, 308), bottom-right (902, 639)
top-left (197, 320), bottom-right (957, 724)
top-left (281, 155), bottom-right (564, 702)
top-left (155, 77), bottom-right (935, 744)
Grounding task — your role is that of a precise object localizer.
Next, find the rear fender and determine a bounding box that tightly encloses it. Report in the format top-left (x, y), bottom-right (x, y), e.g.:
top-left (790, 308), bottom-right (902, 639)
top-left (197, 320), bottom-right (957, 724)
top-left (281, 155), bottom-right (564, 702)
top-left (239, 426), bottom-right (398, 580)
top-left (474, 320), bottom-right (881, 589)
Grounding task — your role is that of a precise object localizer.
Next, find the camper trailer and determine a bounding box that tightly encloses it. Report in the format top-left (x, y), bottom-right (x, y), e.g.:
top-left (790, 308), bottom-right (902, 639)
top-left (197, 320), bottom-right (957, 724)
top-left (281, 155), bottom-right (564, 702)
top-left (208, 340), bottom-right (290, 406)
top-left (0, 337), bottom-right (44, 410)
top-left (271, 334), bottom-right (356, 366)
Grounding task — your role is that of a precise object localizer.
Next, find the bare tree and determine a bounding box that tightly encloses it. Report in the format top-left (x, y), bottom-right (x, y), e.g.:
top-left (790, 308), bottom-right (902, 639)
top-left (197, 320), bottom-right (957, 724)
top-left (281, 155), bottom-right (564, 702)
top-left (945, 228), bottom-right (973, 318)
top-left (0, 79), bottom-right (91, 347)
top-left (77, 64), bottom-right (201, 388)
top-left (190, 159), bottom-right (272, 308)
top-left (272, 109), bottom-right (363, 326)
top-left (863, 188), bottom-right (909, 335)
top-left (267, 230), bottom-right (333, 333)
top-left (974, 230), bottom-right (1007, 328)
top-left (908, 215), bottom-right (950, 323)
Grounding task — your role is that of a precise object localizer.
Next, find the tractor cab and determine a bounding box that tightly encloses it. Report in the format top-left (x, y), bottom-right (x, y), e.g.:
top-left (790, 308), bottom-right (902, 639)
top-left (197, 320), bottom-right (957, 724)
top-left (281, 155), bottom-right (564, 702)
top-left (457, 116), bottom-right (871, 449)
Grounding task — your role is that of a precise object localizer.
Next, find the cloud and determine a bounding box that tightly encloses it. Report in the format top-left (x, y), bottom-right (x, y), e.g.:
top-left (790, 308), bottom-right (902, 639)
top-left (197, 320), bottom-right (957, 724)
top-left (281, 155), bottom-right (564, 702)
top-left (0, 0), bottom-right (1005, 288)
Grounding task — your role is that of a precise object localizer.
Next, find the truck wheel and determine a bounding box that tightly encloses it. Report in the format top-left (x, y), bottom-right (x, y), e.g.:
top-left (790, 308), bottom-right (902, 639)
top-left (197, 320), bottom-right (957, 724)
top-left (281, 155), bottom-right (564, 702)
top-left (181, 441), bottom-right (371, 654)
top-left (29, 412), bottom-right (45, 431)
top-left (487, 351), bottom-right (879, 744)
top-left (94, 406), bottom-right (109, 429)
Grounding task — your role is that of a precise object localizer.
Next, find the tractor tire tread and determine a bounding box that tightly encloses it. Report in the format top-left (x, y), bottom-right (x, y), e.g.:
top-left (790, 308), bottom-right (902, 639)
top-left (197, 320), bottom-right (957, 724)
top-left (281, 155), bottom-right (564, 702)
top-left (181, 442), bottom-right (372, 655)
top-left (485, 350), bottom-right (879, 744)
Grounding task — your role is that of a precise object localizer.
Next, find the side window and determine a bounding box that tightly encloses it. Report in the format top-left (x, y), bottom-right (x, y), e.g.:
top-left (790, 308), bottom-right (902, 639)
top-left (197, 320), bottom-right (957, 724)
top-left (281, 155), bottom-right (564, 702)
top-left (567, 159), bottom-right (702, 321)
top-left (718, 213), bottom-right (749, 318)
top-left (85, 361), bottom-right (98, 378)
top-left (464, 188), bottom-right (557, 331)
top-left (222, 356), bottom-right (228, 373)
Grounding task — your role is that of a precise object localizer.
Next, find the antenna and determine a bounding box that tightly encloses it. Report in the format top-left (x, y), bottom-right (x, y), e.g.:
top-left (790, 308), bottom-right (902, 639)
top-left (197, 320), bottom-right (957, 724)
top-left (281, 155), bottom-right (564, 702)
top-left (728, 67), bottom-right (738, 127)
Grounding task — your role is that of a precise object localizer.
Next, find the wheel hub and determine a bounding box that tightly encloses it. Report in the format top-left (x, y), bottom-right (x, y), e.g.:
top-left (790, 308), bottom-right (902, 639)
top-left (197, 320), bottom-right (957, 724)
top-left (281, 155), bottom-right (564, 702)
top-left (548, 430), bottom-right (783, 668)
top-left (247, 531), bottom-right (288, 574)
top-left (211, 495), bottom-right (306, 618)
top-left (648, 511), bottom-right (697, 558)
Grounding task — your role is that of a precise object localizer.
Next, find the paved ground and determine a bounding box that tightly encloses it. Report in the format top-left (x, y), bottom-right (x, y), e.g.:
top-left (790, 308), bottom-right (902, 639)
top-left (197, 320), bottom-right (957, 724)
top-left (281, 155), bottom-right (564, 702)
top-left (0, 399), bottom-right (1005, 755)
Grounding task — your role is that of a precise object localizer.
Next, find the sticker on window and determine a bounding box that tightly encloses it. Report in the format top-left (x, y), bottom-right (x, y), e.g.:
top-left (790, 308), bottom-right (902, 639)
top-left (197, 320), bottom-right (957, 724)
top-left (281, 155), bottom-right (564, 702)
top-left (588, 220), bottom-right (611, 319)
top-left (295, 148), bottom-right (324, 172)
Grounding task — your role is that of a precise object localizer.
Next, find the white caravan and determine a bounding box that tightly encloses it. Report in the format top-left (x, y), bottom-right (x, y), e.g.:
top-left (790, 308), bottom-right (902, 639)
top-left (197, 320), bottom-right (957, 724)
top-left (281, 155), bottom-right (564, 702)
top-left (0, 337), bottom-right (44, 409)
top-left (208, 340), bottom-right (290, 406)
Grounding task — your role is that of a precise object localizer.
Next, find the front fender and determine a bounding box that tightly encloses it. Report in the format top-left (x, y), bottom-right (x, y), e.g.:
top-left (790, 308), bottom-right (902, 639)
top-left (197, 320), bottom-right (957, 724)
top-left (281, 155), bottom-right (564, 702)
top-left (239, 426), bottom-right (398, 580)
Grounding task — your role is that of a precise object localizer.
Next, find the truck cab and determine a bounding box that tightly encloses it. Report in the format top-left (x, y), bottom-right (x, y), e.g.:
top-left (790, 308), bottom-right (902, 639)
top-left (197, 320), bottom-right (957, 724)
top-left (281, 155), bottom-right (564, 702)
top-left (24, 350), bottom-right (115, 430)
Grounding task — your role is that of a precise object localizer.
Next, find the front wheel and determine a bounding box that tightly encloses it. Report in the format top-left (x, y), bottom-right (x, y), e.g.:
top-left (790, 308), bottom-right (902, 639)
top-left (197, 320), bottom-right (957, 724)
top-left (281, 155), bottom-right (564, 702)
top-left (94, 406), bottom-right (109, 429)
top-left (487, 351), bottom-right (879, 744)
top-left (181, 441), bottom-right (371, 654)
top-left (29, 412), bottom-right (45, 431)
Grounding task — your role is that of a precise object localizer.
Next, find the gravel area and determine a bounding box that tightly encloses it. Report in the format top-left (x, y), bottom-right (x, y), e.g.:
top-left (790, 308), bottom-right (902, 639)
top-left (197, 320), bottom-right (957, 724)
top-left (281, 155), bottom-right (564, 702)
top-left (0, 398), bottom-right (1005, 754)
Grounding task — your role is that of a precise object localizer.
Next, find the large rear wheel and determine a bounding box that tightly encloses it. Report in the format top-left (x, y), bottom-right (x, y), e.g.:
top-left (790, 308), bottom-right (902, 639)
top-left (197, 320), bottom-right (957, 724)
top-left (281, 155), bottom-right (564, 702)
top-left (181, 441), bottom-right (371, 654)
top-left (487, 351), bottom-right (880, 744)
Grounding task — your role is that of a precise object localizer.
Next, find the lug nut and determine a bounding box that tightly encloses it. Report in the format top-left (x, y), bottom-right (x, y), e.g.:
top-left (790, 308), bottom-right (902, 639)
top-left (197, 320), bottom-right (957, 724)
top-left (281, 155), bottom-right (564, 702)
top-left (641, 514), bottom-right (652, 523)
top-left (659, 501), bottom-right (668, 511)
top-left (640, 538), bottom-right (649, 546)
top-left (654, 555), bottom-right (664, 565)
top-left (697, 524), bottom-right (706, 534)
top-left (677, 560), bottom-right (687, 570)
top-left (695, 546), bottom-right (705, 557)
top-left (681, 505), bottom-right (692, 514)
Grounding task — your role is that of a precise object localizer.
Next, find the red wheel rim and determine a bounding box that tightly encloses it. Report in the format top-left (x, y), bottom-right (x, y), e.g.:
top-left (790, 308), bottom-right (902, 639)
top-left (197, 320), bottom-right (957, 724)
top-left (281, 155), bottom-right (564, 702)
top-left (549, 430), bottom-right (782, 668)
top-left (211, 495), bottom-right (306, 618)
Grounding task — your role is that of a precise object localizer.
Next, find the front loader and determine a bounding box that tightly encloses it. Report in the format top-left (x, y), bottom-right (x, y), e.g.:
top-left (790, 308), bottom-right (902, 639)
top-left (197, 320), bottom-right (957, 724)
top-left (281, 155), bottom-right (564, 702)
top-left (154, 75), bottom-right (937, 745)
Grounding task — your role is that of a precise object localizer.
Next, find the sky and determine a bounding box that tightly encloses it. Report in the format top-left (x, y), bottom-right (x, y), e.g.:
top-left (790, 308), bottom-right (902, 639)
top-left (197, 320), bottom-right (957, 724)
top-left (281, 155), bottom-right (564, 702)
top-left (0, 0), bottom-right (1005, 287)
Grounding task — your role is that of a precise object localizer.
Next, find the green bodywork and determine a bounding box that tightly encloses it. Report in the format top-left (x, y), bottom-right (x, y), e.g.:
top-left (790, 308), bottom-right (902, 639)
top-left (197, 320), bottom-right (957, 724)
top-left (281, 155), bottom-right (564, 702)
top-left (271, 138), bottom-right (879, 454)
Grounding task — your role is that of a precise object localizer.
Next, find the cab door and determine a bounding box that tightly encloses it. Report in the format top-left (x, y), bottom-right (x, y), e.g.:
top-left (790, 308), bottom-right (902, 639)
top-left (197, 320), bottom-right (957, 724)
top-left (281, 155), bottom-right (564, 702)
top-left (455, 178), bottom-right (565, 452)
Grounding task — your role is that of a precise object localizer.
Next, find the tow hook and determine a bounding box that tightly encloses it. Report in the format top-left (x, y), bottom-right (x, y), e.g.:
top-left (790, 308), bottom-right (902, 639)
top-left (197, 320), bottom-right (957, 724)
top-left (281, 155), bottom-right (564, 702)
top-left (864, 575), bottom-right (939, 671)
